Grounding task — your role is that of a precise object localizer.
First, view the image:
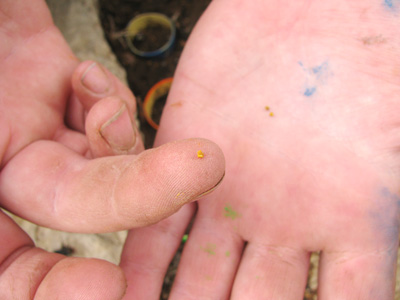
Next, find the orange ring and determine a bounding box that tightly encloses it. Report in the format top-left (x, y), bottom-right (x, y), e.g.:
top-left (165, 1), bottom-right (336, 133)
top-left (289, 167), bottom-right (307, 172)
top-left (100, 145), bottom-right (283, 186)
top-left (143, 77), bottom-right (173, 130)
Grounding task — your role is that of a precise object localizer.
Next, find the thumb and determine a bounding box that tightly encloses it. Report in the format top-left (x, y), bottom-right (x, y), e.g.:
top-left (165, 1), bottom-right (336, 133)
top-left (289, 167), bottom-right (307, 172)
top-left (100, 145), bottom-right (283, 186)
top-left (0, 138), bottom-right (225, 232)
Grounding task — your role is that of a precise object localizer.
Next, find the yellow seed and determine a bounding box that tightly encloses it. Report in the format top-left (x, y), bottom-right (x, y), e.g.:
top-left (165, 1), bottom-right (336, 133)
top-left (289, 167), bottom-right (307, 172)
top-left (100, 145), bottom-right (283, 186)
top-left (269, 112), bottom-right (274, 117)
top-left (197, 150), bottom-right (204, 158)
top-left (175, 192), bottom-right (185, 198)
top-left (265, 106), bottom-right (270, 111)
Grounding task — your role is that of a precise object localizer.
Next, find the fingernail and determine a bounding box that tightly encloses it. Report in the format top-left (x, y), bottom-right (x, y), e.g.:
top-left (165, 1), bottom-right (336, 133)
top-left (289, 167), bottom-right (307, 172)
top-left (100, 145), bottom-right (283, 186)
top-left (193, 172), bottom-right (225, 201)
top-left (100, 104), bottom-right (136, 151)
top-left (81, 62), bottom-right (111, 94)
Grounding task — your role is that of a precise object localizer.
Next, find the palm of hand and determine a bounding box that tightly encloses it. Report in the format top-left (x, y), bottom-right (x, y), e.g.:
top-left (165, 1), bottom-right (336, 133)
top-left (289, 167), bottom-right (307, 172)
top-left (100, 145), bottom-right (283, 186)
top-left (0, 7), bottom-right (80, 161)
top-left (150, 0), bottom-right (400, 298)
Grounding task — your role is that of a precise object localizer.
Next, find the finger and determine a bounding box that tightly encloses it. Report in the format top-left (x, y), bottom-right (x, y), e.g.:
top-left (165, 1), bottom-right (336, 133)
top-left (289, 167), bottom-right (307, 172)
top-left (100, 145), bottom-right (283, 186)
top-left (231, 243), bottom-right (310, 299)
top-left (0, 210), bottom-right (126, 300)
top-left (318, 247), bottom-right (397, 299)
top-left (0, 138), bottom-right (225, 232)
top-left (0, 209), bottom-right (34, 269)
top-left (169, 207), bottom-right (244, 300)
top-left (35, 257), bottom-right (126, 300)
top-left (0, 115), bottom-right (11, 167)
top-left (120, 204), bottom-right (195, 299)
top-left (68, 60), bottom-right (136, 132)
top-left (85, 96), bottom-right (144, 157)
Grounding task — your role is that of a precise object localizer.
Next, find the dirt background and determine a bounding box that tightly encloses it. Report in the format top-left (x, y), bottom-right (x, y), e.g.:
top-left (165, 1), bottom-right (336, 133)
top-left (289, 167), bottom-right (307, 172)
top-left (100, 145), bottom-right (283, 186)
top-left (99, 0), bottom-right (211, 149)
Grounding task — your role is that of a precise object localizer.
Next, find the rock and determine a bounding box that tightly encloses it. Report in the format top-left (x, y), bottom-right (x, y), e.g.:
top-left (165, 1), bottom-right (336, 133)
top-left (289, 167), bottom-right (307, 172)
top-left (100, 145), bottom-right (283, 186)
top-left (46, 0), bottom-right (127, 83)
top-left (10, 213), bottom-right (127, 264)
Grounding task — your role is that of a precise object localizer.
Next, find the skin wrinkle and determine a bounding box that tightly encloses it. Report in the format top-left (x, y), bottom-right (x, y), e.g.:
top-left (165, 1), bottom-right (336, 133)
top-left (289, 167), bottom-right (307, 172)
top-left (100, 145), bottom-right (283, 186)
top-left (0, 120), bottom-right (11, 169)
top-left (0, 245), bottom-right (32, 277)
top-left (193, 171), bottom-right (225, 200)
top-left (125, 257), bottom-right (167, 275)
top-left (105, 161), bottom-right (126, 228)
top-left (114, 156), bottom-right (143, 210)
top-left (0, 5), bottom-right (13, 22)
top-left (0, 33), bottom-right (15, 62)
top-left (0, 7), bottom-right (53, 62)
top-left (322, 244), bottom-right (398, 265)
top-left (0, 247), bottom-right (59, 300)
top-left (193, 220), bottom-right (243, 247)
top-left (230, 60), bottom-right (264, 86)
top-left (50, 151), bottom-right (81, 218)
top-left (30, 255), bottom-right (67, 300)
top-left (0, 9), bottom-right (17, 61)
top-left (323, 248), bottom-right (396, 299)
top-left (178, 71), bottom-right (219, 99)
top-left (260, 244), bottom-right (308, 269)
top-left (1, 121), bottom-right (24, 170)
top-left (347, 61), bottom-right (400, 88)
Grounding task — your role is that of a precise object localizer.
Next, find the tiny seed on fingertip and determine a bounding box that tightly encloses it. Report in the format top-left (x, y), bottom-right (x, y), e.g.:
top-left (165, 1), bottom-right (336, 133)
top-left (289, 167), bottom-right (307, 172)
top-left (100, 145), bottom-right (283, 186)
top-left (269, 112), bottom-right (274, 117)
top-left (197, 150), bottom-right (204, 158)
top-left (265, 106), bottom-right (270, 111)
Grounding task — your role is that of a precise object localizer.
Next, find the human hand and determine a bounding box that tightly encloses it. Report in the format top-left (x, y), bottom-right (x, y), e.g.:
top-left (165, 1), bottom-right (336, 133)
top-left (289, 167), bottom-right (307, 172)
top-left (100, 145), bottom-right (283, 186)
top-left (0, 1), bottom-right (224, 298)
top-left (123, 0), bottom-right (400, 298)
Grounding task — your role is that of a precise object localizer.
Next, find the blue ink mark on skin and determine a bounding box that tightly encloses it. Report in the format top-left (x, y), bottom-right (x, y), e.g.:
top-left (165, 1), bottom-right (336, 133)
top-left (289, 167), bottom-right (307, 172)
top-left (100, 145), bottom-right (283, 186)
top-left (304, 87), bottom-right (316, 97)
top-left (381, 187), bottom-right (400, 205)
top-left (312, 62), bottom-right (329, 78)
top-left (373, 187), bottom-right (400, 283)
top-left (381, 187), bottom-right (391, 198)
top-left (298, 60), bottom-right (331, 97)
top-left (384, 0), bottom-right (399, 11)
top-left (385, 0), bottom-right (393, 8)
top-left (372, 187), bottom-right (400, 243)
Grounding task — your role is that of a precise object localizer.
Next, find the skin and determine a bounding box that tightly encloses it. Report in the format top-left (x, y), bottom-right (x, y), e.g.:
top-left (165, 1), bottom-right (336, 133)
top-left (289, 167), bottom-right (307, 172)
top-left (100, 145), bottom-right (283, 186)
top-left (122, 0), bottom-right (400, 299)
top-left (0, 0), bottom-right (224, 298)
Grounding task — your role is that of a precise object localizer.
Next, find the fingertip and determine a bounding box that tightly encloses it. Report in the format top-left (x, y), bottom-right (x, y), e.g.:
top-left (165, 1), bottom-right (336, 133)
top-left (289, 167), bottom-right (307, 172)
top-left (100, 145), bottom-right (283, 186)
top-left (141, 138), bottom-right (226, 205)
top-left (71, 61), bottom-right (113, 109)
top-left (114, 138), bottom-right (225, 226)
top-left (71, 61), bottom-right (136, 114)
top-left (177, 138), bottom-right (226, 201)
top-left (187, 138), bottom-right (226, 200)
top-left (35, 257), bottom-right (127, 300)
top-left (85, 96), bottom-right (144, 157)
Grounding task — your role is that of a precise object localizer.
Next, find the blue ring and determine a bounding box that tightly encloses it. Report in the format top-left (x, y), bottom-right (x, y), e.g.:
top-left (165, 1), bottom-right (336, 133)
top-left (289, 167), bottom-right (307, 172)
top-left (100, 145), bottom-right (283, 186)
top-left (125, 13), bottom-right (176, 58)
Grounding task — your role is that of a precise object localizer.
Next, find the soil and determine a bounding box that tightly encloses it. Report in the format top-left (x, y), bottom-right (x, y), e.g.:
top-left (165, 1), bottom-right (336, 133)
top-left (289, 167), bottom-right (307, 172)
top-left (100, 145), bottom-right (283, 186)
top-left (131, 23), bottom-right (172, 53)
top-left (152, 93), bottom-right (169, 126)
top-left (98, 1), bottom-right (318, 299)
top-left (99, 0), bottom-right (211, 149)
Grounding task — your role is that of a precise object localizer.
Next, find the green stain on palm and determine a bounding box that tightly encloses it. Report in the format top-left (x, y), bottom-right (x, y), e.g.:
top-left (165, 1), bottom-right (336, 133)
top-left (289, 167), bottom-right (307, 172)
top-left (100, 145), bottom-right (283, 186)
top-left (225, 251), bottom-right (231, 257)
top-left (224, 204), bottom-right (240, 219)
top-left (182, 234), bottom-right (188, 243)
top-left (202, 243), bottom-right (217, 255)
top-left (205, 275), bottom-right (213, 281)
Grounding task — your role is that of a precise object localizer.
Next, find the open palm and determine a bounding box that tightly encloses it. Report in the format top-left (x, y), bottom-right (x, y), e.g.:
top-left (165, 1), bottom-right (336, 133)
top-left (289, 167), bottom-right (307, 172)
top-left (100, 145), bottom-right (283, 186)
top-left (123, 0), bottom-right (400, 299)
